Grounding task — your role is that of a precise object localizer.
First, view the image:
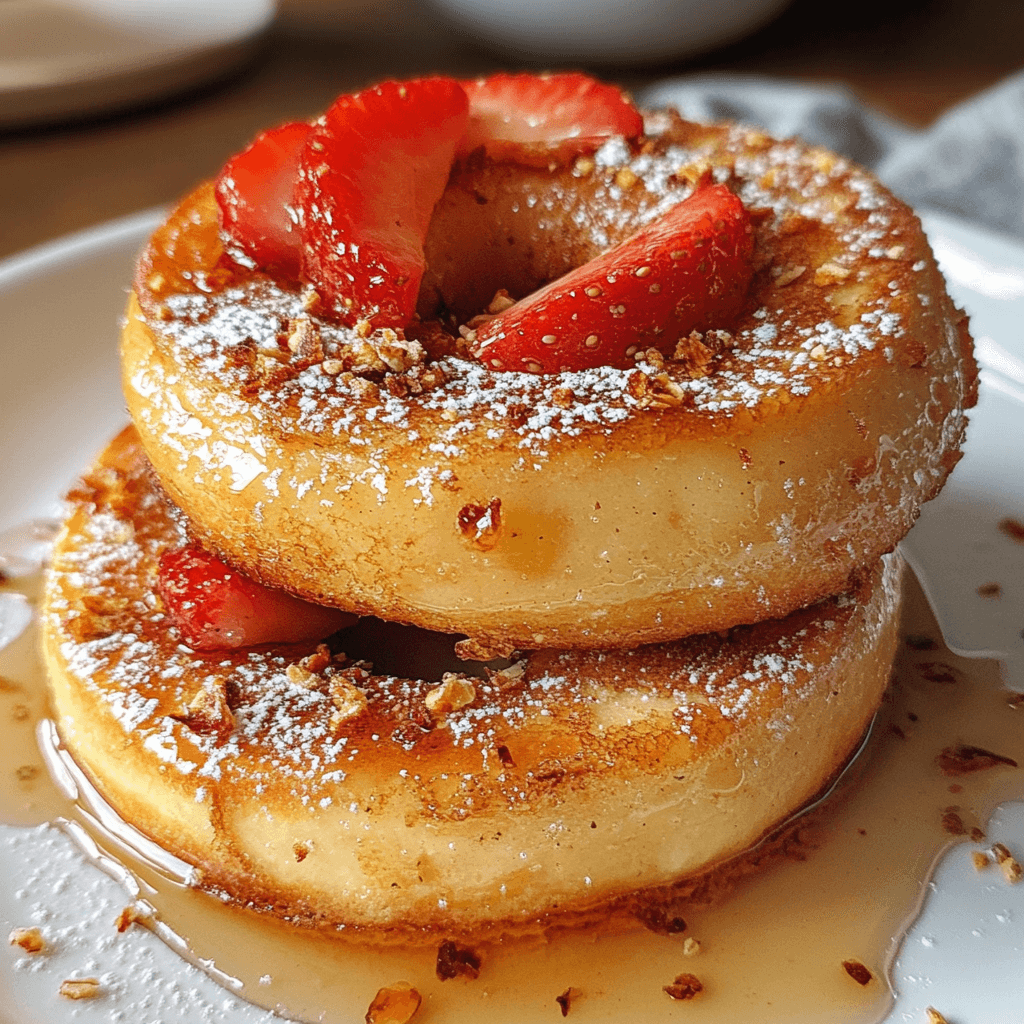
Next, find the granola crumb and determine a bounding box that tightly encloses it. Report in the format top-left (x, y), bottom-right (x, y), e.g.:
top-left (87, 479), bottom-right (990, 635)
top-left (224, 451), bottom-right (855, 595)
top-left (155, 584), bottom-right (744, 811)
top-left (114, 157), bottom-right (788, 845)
top-left (286, 316), bottom-right (324, 363)
top-left (936, 744), bottom-right (1019, 776)
top-left (842, 959), bottom-right (873, 985)
top-left (682, 937), bottom-right (701, 957)
top-left (8, 927), bottom-right (45, 953)
top-left (329, 678), bottom-right (369, 729)
top-left (488, 661), bottom-right (526, 688)
top-left (633, 903), bottom-right (687, 935)
top-left (663, 973), bottom-right (703, 1000)
top-left (925, 1008), bottom-right (950, 1024)
top-left (941, 810), bottom-right (965, 835)
top-left (425, 674), bottom-right (477, 716)
top-left (773, 264), bottom-right (806, 287)
top-left (302, 644), bottom-right (334, 673)
top-left (114, 903), bottom-right (147, 932)
top-left (814, 261), bottom-right (851, 285)
top-left (457, 498), bottom-right (503, 551)
top-left (60, 977), bottom-right (101, 1000)
top-left (301, 284), bottom-right (322, 313)
top-left (435, 939), bottom-right (481, 981)
top-left (808, 147), bottom-right (836, 172)
top-left (486, 288), bottom-right (516, 314)
top-left (550, 385), bottom-right (576, 409)
top-left (999, 854), bottom-right (1023, 884)
top-left (675, 158), bottom-right (712, 187)
top-left (172, 677), bottom-right (235, 741)
top-left (365, 982), bottom-right (422, 1024)
top-left (455, 637), bottom-right (515, 661)
top-left (971, 851), bottom-right (991, 871)
top-left (977, 581), bottom-right (1001, 597)
top-left (672, 330), bottom-right (715, 377)
top-left (286, 663), bottom-right (320, 689)
top-left (555, 987), bottom-right (580, 1017)
top-left (998, 517), bottom-right (1024, 542)
top-left (614, 167), bottom-right (639, 189)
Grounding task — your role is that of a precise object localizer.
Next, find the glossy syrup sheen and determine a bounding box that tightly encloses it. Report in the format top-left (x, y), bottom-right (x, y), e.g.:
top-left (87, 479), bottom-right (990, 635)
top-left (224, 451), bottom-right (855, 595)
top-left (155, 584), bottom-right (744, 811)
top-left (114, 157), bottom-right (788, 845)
top-left (1, 567), bottom-right (1022, 1023)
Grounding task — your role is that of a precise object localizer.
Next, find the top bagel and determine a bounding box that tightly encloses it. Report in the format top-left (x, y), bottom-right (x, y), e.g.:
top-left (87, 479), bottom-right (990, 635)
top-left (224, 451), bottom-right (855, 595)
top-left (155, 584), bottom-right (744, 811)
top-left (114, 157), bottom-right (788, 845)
top-left (121, 75), bottom-right (976, 653)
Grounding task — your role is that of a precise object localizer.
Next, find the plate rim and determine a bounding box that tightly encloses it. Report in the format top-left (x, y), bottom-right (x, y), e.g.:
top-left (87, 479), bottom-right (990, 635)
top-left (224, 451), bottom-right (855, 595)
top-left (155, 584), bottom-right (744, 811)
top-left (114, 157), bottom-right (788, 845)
top-left (1, 203), bottom-right (1023, 1024)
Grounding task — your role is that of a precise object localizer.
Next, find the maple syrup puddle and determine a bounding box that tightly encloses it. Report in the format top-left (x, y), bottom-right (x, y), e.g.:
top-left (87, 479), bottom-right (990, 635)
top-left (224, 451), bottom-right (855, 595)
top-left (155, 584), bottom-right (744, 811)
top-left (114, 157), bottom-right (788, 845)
top-left (1, 560), bottom-right (1022, 1023)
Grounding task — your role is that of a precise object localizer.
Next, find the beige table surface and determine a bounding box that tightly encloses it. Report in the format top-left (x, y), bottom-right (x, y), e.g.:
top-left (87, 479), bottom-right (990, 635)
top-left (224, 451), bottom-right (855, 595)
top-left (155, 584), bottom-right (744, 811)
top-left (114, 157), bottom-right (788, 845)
top-left (1, 0), bottom-right (1022, 263)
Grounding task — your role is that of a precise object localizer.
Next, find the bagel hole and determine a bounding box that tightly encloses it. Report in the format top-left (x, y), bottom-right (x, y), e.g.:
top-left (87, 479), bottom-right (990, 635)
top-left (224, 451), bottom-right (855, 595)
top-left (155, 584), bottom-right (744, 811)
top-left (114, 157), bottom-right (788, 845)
top-left (328, 617), bottom-right (512, 681)
top-left (418, 159), bottom-right (645, 325)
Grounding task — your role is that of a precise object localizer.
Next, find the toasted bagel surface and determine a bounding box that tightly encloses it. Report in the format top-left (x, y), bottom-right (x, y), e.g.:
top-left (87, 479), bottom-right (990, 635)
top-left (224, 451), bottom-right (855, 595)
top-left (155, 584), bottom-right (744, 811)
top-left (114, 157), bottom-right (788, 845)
top-left (43, 428), bottom-right (902, 940)
top-left (122, 113), bottom-right (972, 651)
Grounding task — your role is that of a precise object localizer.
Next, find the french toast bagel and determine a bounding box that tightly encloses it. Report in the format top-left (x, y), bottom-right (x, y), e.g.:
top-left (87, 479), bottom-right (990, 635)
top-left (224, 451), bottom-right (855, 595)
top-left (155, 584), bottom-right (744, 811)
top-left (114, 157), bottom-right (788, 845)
top-left (43, 427), bottom-right (902, 940)
top-left (123, 110), bottom-right (973, 652)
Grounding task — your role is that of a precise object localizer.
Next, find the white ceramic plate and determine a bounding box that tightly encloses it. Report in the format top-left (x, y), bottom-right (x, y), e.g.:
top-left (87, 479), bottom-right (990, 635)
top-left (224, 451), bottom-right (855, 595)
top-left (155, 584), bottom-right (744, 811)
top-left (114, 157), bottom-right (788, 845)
top-left (0, 0), bottom-right (274, 128)
top-left (0, 210), bottom-right (1022, 1022)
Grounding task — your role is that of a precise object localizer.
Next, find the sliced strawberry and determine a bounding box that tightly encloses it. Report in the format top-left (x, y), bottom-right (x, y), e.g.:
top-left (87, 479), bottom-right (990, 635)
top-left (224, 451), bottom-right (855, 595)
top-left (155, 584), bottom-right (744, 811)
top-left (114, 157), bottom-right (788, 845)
top-left (459, 72), bottom-right (643, 166)
top-left (215, 121), bottom-right (312, 279)
top-left (470, 184), bottom-right (754, 374)
top-left (157, 547), bottom-right (355, 651)
top-left (296, 77), bottom-right (469, 327)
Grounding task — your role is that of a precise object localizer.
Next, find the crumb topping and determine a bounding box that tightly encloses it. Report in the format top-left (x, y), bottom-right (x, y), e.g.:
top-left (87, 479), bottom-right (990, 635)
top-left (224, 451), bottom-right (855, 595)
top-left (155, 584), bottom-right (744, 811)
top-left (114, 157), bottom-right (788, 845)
top-left (8, 926), bottom-right (45, 954)
top-left (555, 987), bottom-right (580, 1016)
top-left (435, 940), bottom-right (481, 981)
top-left (59, 976), bottom-right (101, 999)
top-left (841, 959), bottom-right (873, 985)
top-left (663, 972), bottom-right (703, 1000)
top-left (365, 982), bottom-right (422, 1023)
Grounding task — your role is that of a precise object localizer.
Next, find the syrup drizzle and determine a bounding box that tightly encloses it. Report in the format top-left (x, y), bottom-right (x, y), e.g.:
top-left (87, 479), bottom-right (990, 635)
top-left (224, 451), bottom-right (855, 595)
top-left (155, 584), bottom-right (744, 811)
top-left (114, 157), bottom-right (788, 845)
top-left (1, 555), bottom-right (1022, 1023)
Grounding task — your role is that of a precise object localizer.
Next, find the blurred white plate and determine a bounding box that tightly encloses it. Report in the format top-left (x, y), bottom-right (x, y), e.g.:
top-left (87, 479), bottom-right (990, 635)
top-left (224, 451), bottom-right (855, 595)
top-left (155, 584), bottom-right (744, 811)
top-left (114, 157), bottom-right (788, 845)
top-left (0, 0), bottom-right (274, 127)
top-left (0, 209), bottom-right (1021, 1021)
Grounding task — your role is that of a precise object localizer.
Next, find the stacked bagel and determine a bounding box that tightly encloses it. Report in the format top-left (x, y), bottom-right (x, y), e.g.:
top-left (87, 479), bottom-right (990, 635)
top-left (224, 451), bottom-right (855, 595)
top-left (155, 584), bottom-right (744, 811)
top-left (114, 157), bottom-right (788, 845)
top-left (43, 73), bottom-right (975, 943)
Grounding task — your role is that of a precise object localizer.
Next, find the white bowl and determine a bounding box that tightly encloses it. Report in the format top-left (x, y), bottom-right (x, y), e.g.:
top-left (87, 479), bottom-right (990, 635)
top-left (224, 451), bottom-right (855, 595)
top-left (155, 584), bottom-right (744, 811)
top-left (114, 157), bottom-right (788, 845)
top-left (428, 0), bottom-right (793, 65)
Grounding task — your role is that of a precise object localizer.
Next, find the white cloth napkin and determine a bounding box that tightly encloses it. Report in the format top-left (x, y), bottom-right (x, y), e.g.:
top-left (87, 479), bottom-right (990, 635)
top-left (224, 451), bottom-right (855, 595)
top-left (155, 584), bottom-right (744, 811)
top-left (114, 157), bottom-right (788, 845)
top-left (639, 72), bottom-right (1024, 238)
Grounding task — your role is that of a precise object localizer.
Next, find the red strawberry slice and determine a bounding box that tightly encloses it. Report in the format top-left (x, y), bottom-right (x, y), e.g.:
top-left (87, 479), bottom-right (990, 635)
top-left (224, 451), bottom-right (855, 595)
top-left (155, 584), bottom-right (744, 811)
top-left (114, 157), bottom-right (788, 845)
top-left (460, 72), bottom-right (643, 165)
top-left (470, 183), bottom-right (754, 374)
top-left (215, 120), bottom-right (312, 279)
top-left (157, 547), bottom-right (355, 651)
top-left (297, 77), bottom-right (469, 327)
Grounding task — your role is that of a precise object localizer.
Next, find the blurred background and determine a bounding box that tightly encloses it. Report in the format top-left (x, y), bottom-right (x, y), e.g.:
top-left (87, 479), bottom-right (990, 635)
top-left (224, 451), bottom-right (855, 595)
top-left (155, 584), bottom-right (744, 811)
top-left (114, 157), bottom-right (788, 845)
top-left (1, 0), bottom-right (1022, 262)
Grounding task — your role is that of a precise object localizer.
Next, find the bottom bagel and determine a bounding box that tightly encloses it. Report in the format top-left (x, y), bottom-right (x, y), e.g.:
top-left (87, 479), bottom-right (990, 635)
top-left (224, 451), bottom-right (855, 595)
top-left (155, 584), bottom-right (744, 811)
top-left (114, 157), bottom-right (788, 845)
top-left (43, 427), bottom-right (902, 942)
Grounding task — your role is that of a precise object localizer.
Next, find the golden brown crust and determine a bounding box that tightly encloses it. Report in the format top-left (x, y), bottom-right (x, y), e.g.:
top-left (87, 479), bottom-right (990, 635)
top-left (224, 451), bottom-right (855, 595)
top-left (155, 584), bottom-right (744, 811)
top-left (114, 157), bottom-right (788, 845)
top-left (43, 428), bottom-right (903, 940)
top-left (121, 115), bottom-right (974, 651)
